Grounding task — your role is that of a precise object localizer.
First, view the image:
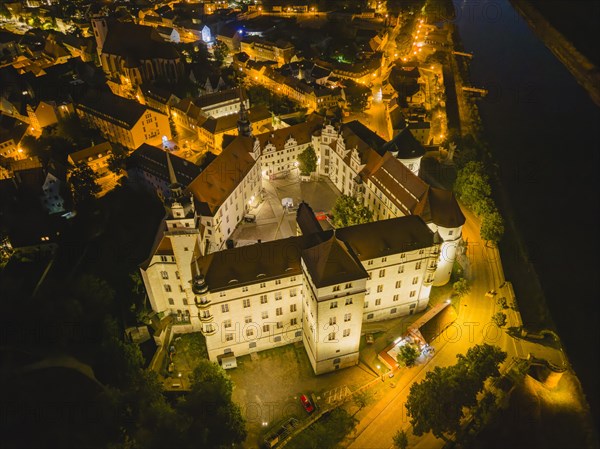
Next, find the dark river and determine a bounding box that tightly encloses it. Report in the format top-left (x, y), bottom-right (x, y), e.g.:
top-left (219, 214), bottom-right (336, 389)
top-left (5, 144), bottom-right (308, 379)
top-left (452, 0), bottom-right (600, 419)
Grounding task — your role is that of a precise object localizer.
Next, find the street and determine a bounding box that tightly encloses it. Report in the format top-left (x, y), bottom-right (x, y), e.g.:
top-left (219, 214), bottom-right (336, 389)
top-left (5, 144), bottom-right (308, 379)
top-left (344, 208), bottom-right (525, 449)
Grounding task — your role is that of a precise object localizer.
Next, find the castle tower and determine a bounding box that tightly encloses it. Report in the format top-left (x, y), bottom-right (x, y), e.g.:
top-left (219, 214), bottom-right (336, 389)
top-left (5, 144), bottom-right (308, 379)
top-left (381, 128), bottom-right (426, 176)
top-left (301, 233), bottom-right (368, 374)
top-left (237, 87), bottom-right (252, 137)
top-left (163, 151), bottom-right (203, 315)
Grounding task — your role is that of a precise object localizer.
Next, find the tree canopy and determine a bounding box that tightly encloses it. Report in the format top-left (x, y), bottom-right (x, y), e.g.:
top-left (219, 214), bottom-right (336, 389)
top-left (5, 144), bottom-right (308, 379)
top-left (452, 278), bottom-right (471, 299)
top-left (397, 343), bottom-right (420, 367)
top-left (405, 344), bottom-right (506, 441)
top-left (343, 80), bottom-right (371, 112)
top-left (298, 145), bottom-right (317, 175)
top-left (69, 163), bottom-right (101, 205)
top-left (332, 194), bottom-right (373, 228)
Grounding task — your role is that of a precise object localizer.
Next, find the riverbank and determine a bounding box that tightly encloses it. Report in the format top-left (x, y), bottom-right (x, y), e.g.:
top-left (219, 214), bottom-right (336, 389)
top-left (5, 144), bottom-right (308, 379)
top-left (447, 22), bottom-right (553, 333)
top-left (510, 0), bottom-right (600, 107)
top-left (447, 0), bottom-right (599, 435)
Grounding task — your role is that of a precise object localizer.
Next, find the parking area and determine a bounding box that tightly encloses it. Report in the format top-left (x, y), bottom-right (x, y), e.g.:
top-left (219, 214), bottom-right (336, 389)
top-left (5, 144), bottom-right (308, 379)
top-left (228, 342), bottom-right (375, 448)
top-left (230, 173), bottom-right (339, 246)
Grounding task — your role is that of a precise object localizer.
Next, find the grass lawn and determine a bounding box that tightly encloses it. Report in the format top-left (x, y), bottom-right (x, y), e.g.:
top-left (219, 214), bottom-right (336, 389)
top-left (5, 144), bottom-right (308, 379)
top-left (171, 332), bottom-right (208, 375)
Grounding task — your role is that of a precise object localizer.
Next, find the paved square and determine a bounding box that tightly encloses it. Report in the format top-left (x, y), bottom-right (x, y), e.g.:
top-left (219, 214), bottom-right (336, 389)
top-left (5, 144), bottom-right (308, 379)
top-left (230, 174), bottom-right (340, 246)
top-left (229, 342), bottom-right (374, 447)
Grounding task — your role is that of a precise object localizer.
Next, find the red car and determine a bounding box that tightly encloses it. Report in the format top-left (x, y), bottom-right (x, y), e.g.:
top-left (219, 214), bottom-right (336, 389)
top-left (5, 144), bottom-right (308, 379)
top-left (300, 394), bottom-right (314, 413)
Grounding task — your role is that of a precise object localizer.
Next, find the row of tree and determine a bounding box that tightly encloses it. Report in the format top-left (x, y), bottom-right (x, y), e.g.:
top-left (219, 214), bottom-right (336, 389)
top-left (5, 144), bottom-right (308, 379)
top-left (404, 343), bottom-right (506, 442)
top-left (454, 160), bottom-right (505, 243)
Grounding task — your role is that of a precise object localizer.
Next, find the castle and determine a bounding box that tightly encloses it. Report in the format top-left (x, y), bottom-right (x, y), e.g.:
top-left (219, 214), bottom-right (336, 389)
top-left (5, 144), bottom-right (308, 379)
top-left (140, 108), bottom-right (465, 374)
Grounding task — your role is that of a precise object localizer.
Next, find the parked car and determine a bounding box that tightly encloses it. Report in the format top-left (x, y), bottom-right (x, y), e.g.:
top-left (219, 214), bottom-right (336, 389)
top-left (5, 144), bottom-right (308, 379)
top-left (299, 394), bottom-right (314, 413)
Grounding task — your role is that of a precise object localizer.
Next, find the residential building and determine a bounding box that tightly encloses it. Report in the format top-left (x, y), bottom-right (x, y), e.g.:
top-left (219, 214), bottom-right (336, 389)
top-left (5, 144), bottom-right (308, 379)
top-left (75, 91), bottom-right (171, 149)
top-left (68, 141), bottom-right (113, 176)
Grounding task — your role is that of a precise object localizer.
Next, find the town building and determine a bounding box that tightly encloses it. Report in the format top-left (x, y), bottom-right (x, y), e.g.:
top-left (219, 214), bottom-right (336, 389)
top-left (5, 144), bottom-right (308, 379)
top-left (91, 18), bottom-right (185, 86)
top-left (141, 111), bottom-right (465, 374)
top-left (68, 141), bottom-right (113, 176)
top-left (75, 91), bottom-right (171, 150)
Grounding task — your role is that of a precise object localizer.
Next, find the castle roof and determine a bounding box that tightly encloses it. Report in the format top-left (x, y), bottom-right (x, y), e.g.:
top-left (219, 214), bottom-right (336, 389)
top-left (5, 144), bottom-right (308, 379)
top-left (336, 215), bottom-right (435, 261)
top-left (426, 187), bottom-right (465, 228)
top-left (189, 215), bottom-right (434, 292)
top-left (127, 144), bottom-right (205, 187)
top-left (301, 233), bottom-right (368, 288)
top-left (186, 136), bottom-right (257, 215)
top-left (381, 127), bottom-right (426, 159)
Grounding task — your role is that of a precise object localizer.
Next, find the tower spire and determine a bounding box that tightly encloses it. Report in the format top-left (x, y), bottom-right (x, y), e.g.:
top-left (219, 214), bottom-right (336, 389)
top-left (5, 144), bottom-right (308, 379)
top-left (166, 150), bottom-right (178, 186)
top-left (237, 85), bottom-right (252, 137)
top-left (165, 150), bottom-right (184, 202)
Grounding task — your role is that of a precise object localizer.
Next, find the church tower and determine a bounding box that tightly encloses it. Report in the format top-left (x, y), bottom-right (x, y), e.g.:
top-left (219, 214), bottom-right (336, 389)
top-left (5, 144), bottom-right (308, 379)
top-left (163, 152), bottom-right (203, 315)
top-left (237, 87), bottom-right (252, 137)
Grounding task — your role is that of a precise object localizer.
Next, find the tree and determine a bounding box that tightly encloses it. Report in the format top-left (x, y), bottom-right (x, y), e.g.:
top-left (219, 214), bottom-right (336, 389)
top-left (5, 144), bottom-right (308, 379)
top-left (332, 195), bottom-right (373, 228)
top-left (69, 163), bottom-right (101, 205)
top-left (496, 296), bottom-right (508, 309)
top-left (343, 80), bottom-right (371, 112)
top-left (352, 389), bottom-right (373, 416)
top-left (298, 145), bottom-right (317, 175)
top-left (213, 39), bottom-right (229, 64)
top-left (393, 429), bottom-right (409, 449)
top-left (480, 209), bottom-right (505, 243)
top-left (454, 161), bottom-right (491, 210)
top-left (397, 343), bottom-right (420, 367)
top-left (107, 146), bottom-right (128, 175)
top-left (492, 312), bottom-right (507, 328)
top-left (452, 278), bottom-right (471, 299)
top-left (178, 360), bottom-right (247, 448)
top-left (405, 344), bottom-right (506, 441)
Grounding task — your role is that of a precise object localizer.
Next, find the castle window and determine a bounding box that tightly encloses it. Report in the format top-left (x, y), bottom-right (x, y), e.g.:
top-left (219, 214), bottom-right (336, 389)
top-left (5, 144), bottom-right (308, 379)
top-left (395, 280), bottom-right (402, 288)
top-left (221, 304), bottom-right (229, 313)
top-left (398, 265), bottom-right (404, 274)
top-left (290, 304), bottom-right (297, 312)
top-left (330, 301), bottom-right (338, 309)
top-left (246, 328), bottom-right (254, 337)
top-left (243, 298), bottom-right (250, 308)
top-left (164, 284), bottom-right (172, 292)
top-left (329, 316), bottom-right (336, 326)
top-left (377, 285), bottom-right (383, 293)
top-left (393, 294), bottom-right (399, 302)
top-left (415, 262), bottom-right (422, 270)
top-left (410, 290), bottom-right (416, 298)
top-left (168, 298), bottom-right (174, 305)
top-left (262, 311), bottom-right (269, 319)
top-left (375, 298), bottom-right (381, 306)
top-left (161, 271), bottom-right (168, 279)
top-left (412, 276), bottom-right (419, 285)
top-left (276, 307), bottom-right (283, 316)
top-left (223, 319), bottom-right (232, 328)
top-left (328, 332), bottom-right (336, 341)
top-left (245, 315), bottom-right (252, 323)
top-left (275, 292), bottom-right (282, 300)
top-left (343, 329), bottom-right (350, 337)
top-left (333, 285), bottom-right (340, 292)
top-left (260, 295), bottom-right (267, 304)
top-left (290, 288), bottom-right (297, 297)
top-left (345, 283), bottom-right (352, 289)
top-left (263, 324), bottom-right (270, 332)
top-left (225, 333), bottom-right (234, 341)
top-left (290, 318), bottom-right (297, 326)
top-left (344, 313), bottom-right (351, 322)
top-left (345, 298), bottom-right (353, 305)
top-left (379, 269), bottom-right (385, 278)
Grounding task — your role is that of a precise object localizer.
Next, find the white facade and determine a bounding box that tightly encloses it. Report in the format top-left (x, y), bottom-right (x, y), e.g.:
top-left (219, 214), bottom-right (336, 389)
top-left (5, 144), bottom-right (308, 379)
top-left (142, 120), bottom-right (463, 374)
